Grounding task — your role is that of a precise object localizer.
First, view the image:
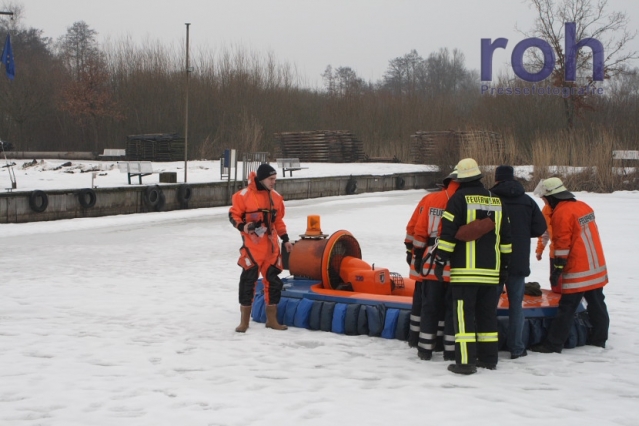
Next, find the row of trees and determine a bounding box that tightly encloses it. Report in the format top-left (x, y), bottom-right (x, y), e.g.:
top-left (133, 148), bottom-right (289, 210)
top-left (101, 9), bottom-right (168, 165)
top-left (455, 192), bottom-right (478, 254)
top-left (0, 0), bottom-right (637, 165)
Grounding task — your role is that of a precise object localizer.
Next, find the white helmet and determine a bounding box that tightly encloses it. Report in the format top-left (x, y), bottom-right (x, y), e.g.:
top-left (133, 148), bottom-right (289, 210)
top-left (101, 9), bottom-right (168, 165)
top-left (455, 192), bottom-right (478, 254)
top-left (454, 158), bottom-right (483, 182)
top-left (535, 177), bottom-right (574, 199)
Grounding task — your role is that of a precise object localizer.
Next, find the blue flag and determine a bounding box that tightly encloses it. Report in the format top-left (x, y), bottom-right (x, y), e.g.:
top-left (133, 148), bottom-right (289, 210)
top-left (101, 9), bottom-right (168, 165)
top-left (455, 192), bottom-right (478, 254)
top-left (1, 33), bottom-right (15, 80)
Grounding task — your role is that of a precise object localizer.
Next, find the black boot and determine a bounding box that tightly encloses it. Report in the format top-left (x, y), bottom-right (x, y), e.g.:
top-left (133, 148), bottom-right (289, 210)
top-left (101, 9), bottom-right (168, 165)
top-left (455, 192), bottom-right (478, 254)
top-left (447, 364), bottom-right (477, 375)
top-left (417, 350), bottom-right (432, 361)
top-left (510, 350), bottom-right (528, 359)
top-left (477, 361), bottom-right (497, 370)
top-left (530, 343), bottom-right (560, 354)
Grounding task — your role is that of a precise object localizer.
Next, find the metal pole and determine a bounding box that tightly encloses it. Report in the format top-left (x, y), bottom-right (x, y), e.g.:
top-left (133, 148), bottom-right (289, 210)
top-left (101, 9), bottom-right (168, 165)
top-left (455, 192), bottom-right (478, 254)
top-left (184, 23), bottom-right (191, 183)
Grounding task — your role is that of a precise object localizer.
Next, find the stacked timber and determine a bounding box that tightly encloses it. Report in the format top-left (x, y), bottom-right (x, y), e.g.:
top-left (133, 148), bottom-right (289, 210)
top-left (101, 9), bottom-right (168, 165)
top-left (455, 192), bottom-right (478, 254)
top-left (274, 130), bottom-right (366, 163)
top-left (410, 130), bottom-right (503, 164)
top-left (126, 133), bottom-right (185, 162)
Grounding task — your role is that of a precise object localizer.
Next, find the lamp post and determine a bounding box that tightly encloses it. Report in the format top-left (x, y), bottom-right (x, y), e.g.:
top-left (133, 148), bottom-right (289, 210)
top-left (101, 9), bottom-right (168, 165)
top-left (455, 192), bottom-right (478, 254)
top-left (184, 23), bottom-right (191, 183)
top-left (1, 11), bottom-right (15, 189)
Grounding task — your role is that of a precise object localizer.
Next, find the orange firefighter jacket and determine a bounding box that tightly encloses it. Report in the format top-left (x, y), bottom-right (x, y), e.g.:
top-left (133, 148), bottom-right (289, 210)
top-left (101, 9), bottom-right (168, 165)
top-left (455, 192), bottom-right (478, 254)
top-left (229, 171), bottom-right (288, 265)
top-left (405, 193), bottom-right (431, 247)
top-left (405, 191), bottom-right (436, 280)
top-left (551, 199), bottom-right (608, 294)
top-left (536, 203), bottom-right (553, 259)
top-left (410, 181), bottom-right (460, 281)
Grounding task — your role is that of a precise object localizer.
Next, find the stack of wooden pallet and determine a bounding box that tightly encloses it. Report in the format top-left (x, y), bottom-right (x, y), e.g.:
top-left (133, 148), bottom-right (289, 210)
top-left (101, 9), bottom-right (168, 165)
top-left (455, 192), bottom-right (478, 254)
top-left (125, 133), bottom-right (185, 162)
top-left (410, 130), bottom-right (503, 164)
top-left (274, 130), bottom-right (366, 163)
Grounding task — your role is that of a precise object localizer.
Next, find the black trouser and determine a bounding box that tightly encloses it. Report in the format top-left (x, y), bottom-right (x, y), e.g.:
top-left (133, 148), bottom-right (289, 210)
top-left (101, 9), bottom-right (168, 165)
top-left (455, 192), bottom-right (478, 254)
top-left (545, 287), bottom-right (609, 351)
top-left (408, 280), bottom-right (423, 347)
top-left (443, 286), bottom-right (455, 358)
top-left (451, 284), bottom-right (500, 366)
top-left (418, 279), bottom-right (452, 354)
top-left (238, 265), bottom-right (284, 306)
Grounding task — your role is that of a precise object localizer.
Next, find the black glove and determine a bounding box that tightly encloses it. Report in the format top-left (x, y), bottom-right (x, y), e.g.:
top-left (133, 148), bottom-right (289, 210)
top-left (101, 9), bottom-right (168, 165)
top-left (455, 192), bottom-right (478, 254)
top-left (413, 248), bottom-right (425, 273)
top-left (550, 258), bottom-right (567, 287)
top-left (499, 267), bottom-right (508, 285)
top-left (405, 242), bottom-right (413, 266)
top-left (246, 222), bottom-right (256, 234)
top-left (550, 268), bottom-right (562, 287)
top-left (433, 255), bottom-right (446, 282)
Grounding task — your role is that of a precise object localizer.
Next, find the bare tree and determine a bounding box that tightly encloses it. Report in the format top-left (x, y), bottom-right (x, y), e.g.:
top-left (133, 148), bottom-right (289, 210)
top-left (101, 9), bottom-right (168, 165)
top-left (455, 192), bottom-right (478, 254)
top-left (382, 49), bottom-right (426, 96)
top-left (57, 21), bottom-right (100, 80)
top-left (0, 27), bottom-right (59, 150)
top-left (523, 0), bottom-right (638, 128)
top-left (425, 48), bottom-right (474, 97)
top-left (322, 65), bottom-right (366, 97)
top-left (59, 53), bottom-right (123, 153)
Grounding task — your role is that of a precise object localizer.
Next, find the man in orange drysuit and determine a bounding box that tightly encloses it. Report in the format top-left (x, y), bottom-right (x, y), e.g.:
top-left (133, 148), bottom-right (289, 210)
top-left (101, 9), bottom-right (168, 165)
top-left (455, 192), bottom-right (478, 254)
top-left (530, 178), bottom-right (609, 353)
top-left (404, 169), bottom-right (456, 348)
top-left (412, 172), bottom-right (459, 361)
top-left (229, 163), bottom-right (293, 333)
top-left (404, 188), bottom-right (435, 347)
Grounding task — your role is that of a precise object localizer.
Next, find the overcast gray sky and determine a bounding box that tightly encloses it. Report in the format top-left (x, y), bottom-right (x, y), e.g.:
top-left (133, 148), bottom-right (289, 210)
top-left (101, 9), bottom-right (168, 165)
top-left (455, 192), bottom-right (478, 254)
top-left (16, 0), bottom-right (639, 88)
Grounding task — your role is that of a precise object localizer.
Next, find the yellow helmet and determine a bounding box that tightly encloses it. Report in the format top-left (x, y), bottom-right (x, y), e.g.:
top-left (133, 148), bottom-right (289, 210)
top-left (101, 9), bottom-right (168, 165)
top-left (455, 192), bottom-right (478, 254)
top-left (454, 158), bottom-right (483, 182)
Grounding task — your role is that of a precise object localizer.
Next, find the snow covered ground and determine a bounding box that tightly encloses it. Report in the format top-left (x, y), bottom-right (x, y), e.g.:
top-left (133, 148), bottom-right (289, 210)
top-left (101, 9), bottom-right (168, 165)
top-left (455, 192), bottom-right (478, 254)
top-left (0, 158), bottom-right (435, 191)
top-left (1, 162), bottom-right (638, 425)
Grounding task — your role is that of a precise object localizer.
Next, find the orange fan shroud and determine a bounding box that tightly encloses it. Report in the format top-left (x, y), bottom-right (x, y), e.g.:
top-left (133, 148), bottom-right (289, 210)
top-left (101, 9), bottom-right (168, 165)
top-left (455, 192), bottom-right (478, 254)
top-left (288, 230), bottom-right (414, 297)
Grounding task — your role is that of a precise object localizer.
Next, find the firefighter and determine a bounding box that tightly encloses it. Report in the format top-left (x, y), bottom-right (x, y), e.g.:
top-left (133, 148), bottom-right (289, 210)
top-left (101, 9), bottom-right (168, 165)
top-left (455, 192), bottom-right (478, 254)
top-left (434, 158), bottom-right (512, 375)
top-left (530, 178), bottom-right (609, 353)
top-left (412, 170), bottom-right (459, 361)
top-left (229, 163), bottom-right (293, 332)
top-left (404, 180), bottom-right (439, 347)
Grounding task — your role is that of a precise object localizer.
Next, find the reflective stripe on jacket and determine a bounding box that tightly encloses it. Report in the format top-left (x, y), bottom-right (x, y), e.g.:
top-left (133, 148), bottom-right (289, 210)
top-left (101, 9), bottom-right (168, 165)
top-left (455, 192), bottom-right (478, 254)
top-left (412, 181), bottom-right (460, 281)
top-left (438, 182), bottom-right (512, 285)
top-left (551, 199), bottom-right (608, 293)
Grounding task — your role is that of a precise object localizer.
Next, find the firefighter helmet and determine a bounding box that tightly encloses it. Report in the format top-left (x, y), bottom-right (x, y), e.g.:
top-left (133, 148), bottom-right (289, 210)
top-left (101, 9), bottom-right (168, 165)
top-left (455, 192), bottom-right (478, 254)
top-left (442, 166), bottom-right (458, 186)
top-left (454, 158), bottom-right (483, 182)
top-left (539, 177), bottom-right (574, 199)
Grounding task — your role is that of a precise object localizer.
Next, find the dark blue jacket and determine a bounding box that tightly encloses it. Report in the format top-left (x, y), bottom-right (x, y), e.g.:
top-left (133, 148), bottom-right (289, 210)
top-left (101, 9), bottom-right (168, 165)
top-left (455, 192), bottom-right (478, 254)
top-left (491, 180), bottom-right (547, 277)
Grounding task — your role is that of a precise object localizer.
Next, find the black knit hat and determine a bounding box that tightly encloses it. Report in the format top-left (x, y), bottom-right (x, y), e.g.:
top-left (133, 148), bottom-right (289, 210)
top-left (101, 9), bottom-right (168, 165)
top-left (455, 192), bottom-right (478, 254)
top-left (494, 165), bottom-right (514, 182)
top-left (256, 163), bottom-right (277, 181)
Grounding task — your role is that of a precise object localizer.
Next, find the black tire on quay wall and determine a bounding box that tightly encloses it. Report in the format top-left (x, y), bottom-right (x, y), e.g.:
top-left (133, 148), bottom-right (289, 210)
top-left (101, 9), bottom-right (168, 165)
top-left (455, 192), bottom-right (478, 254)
top-left (155, 191), bottom-right (166, 212)
top-left (29, 190), bottom-right (48, 213)
top-left (396, 177), bottom-right (406, 190)
top-left (176, 184), bottom-right (192, 208)
top-left (345, 176), bottom-right (357, 195)
top-left (78, 188), bottom-right (97, 209)
top-left (144, 185), bottom-right (164, 210)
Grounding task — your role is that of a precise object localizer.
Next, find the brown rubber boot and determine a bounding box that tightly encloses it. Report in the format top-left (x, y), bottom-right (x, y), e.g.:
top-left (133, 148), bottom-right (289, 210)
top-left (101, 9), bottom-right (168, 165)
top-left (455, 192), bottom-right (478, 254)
top-left (265, 305), bottom-right (287, 330)
top-left (235, 305), bottom-right (252, 333)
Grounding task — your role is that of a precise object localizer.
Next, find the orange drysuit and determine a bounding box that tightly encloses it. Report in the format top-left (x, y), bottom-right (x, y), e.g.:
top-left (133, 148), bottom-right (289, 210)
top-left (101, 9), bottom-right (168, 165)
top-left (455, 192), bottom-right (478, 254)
top-left (413, 181), bottom-right (460, 281)
top-left (551, 200), bottom-right (608, 294)
top-left (405, 192), bottom-right (435, 279)
top-left (411, 180), bottom-right (460, 358)
top-left (229, 171), bottom-right (289, 306)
